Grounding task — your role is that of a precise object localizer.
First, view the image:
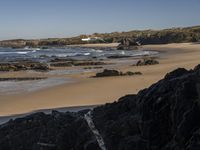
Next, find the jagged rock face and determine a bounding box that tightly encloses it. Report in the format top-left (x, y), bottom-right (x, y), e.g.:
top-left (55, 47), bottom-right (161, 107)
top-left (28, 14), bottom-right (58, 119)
top-left (0, 111), bottom-right (101, 150)
top-left (93, 66), bottom-right (200, 150)
top-left (117, 38), bottom-right (139, 50)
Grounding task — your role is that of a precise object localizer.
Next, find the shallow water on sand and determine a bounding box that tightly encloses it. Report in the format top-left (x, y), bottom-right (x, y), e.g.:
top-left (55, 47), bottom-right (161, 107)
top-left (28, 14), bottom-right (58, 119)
top-left (0, 47), bottom-right (159, 95)
top-left (0, 77), bottom-right (74, 95)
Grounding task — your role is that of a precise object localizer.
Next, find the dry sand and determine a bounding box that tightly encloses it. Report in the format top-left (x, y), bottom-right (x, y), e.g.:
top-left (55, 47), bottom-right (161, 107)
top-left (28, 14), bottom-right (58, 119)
top-left (0, 42), bottom-right (200, 116)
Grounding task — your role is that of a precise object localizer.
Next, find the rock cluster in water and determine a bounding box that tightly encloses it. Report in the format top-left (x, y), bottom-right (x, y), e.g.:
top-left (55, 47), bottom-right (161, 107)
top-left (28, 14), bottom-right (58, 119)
top-left (1, 65), bottom-right (200, 150)
top-left (50, 59), bottom-right (107, 67)
top-left (0, 77), bottom-right (47, 81)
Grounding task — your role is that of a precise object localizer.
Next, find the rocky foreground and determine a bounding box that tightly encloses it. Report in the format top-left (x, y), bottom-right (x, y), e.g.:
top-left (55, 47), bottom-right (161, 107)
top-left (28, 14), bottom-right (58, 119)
top-left (1, 65), bottom-right (200, 150)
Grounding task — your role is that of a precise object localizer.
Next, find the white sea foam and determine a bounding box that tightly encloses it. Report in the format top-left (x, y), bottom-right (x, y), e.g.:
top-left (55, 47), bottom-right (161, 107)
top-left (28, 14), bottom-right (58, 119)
top-left (0, 51), bottom-right (29, 55)
top-left (121, 51), bottom-right (125, 55)
top-left (54, 52), bottom-right (91, 57)
top-left (91, 49), bottom-right (103, 53)
top-left (31, 50), bottom-right (37, 53)
top-left (84, 52), bottom-right (91, 56)
top-left (17, 51), bottom-right (29, 54)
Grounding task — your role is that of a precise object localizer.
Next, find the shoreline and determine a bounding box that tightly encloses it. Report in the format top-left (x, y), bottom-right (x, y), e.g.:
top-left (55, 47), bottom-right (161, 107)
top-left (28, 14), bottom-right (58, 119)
top-left (0, 104), bottom-right (97, 125)
top-left (67, 42), bottom-right (120, 48)
top-left (0, 42), bottom-right (200, 116)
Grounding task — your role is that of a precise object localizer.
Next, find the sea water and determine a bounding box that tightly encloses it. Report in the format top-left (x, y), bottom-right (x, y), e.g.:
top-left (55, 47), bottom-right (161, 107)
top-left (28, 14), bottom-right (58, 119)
top-left (0, 47), bottom-right (158, 94)
top-left (0, 47), bottom-right (158, 62)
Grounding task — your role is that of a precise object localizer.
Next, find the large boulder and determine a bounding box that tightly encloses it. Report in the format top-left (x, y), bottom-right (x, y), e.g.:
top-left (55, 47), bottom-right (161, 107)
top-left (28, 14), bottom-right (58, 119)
top-left (0, 111), bottom-right (101, 150)
top-left (117, 38), bottom-right (140, 50)
top-left (92, 65), bottom-right (200, 150)
top-left (95, 69), bottom-right (120, 77)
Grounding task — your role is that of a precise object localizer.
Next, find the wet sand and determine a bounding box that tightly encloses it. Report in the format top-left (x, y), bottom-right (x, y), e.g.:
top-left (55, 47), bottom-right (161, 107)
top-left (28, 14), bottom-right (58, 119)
top-left (0, 42), bottom-right (200, 116)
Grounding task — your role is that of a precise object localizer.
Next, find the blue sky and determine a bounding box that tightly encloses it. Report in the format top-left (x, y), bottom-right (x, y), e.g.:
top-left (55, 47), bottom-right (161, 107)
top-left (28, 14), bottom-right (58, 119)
top-left (0, 0), bottom-right (200, 40)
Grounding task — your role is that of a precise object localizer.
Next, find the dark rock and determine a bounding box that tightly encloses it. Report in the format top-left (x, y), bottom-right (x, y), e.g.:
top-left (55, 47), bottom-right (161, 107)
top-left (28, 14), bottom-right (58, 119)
top-left (136, 58), bottom-right (159, 66)
top-left (93, 69), bottom-right (142, 77)
top-left (123, 71), bottom-right (142, 76)
top-left (50, 60), bottom-right (107, 67)
top-left (1, 65), bottom-right (200, 150)
top-left (0, 62), bottom-right (49, 72)
top-left (0, 77), bottom-right (47, 81)
top-left (0, 111), bottom-right (101, 150)
top-left (50, 58), bottom-right (75, 62)
top-left (117, 38), bottom-right (140, 50)
top-left (73, 61), bottom-right (106, 66)
top-left (50, 62), bottom-right (73, 67)
top-left (164, 67), bottom-right (189, 80)
top-left (92, 64), bottom-right (200, 150)
top-left (83, 66), bottom-right (103, 70)
top-left (30, 63), bottom-right (49, 71)
top-left (107, 55), bottom-right (132, 59)
top-left (95, 69), bottom-right (120, 77)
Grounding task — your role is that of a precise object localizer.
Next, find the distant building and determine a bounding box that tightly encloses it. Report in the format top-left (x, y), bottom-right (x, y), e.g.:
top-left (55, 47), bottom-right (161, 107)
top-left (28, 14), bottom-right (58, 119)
top-left (81, 37), bottom-right (100, 42)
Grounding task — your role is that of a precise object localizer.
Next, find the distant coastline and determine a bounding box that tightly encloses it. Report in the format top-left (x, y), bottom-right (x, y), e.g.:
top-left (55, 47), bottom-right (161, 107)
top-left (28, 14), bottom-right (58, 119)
top-left (0, 25), bottom-right (199, 48)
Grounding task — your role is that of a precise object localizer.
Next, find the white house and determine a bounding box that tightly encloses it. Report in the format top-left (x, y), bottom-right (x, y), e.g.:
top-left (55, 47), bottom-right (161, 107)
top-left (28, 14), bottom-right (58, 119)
top-left (81, 37), bottom-right (100, 42)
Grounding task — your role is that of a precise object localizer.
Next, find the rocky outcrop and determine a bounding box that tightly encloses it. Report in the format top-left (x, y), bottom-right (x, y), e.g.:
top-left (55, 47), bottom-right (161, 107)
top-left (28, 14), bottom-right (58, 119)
top-left (0, 111), bottom-right (101, 150)
top-left (50, 59), bottom-right (107, 67)
top-left (0, 39), bottom-right (27, 48)
top-left (83, 66), bottom-right (103, 70)
top-left (1, 65), bottom-right (200, 150)
top-left (0, 26), bottom-right (199, 48)
top-left (136, 58), bottom-right (159, 66)
top-left (117, 38), bottom-right (140, 50)
top-left (95, 69), bottom-right (120, 77)
top-left (0, 77), bottom-right (47, 81)
top-left (92, 65), bottom-right (200, 150)
top-left (93, 69), bottom-right (142, 77)
top-left (0, 62), bottom-right (49, 72)
top-left (50, 62), bottom-right (73, 67)
top-left (107, 55), bottom-right (132, 59)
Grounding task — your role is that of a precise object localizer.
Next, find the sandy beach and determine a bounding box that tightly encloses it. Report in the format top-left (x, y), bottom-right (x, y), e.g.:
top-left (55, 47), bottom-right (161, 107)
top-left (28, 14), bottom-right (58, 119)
top-left (0, 42), bottom-right (200, 116)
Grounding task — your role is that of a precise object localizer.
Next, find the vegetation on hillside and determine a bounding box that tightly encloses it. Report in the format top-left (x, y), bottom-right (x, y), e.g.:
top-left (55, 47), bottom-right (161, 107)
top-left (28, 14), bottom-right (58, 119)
top-left (0, 26), bottom-right (200, 48)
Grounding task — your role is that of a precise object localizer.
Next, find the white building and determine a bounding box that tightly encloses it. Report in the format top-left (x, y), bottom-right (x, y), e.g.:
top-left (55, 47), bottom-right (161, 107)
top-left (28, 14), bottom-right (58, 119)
top-left (81, 37), bottom-right (100, 42)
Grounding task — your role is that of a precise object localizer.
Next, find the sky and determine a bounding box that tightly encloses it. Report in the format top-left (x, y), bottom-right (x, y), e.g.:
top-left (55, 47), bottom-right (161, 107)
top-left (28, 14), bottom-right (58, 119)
top-left (0, 0), bottom-right (200, 40)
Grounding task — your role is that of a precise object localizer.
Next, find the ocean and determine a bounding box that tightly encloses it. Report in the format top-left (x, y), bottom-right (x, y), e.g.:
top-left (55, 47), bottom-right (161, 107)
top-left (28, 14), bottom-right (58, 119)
top-left (0, 47), bottom-right (158, 62)
top-left (0, 47), bottom-right (158, 95)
